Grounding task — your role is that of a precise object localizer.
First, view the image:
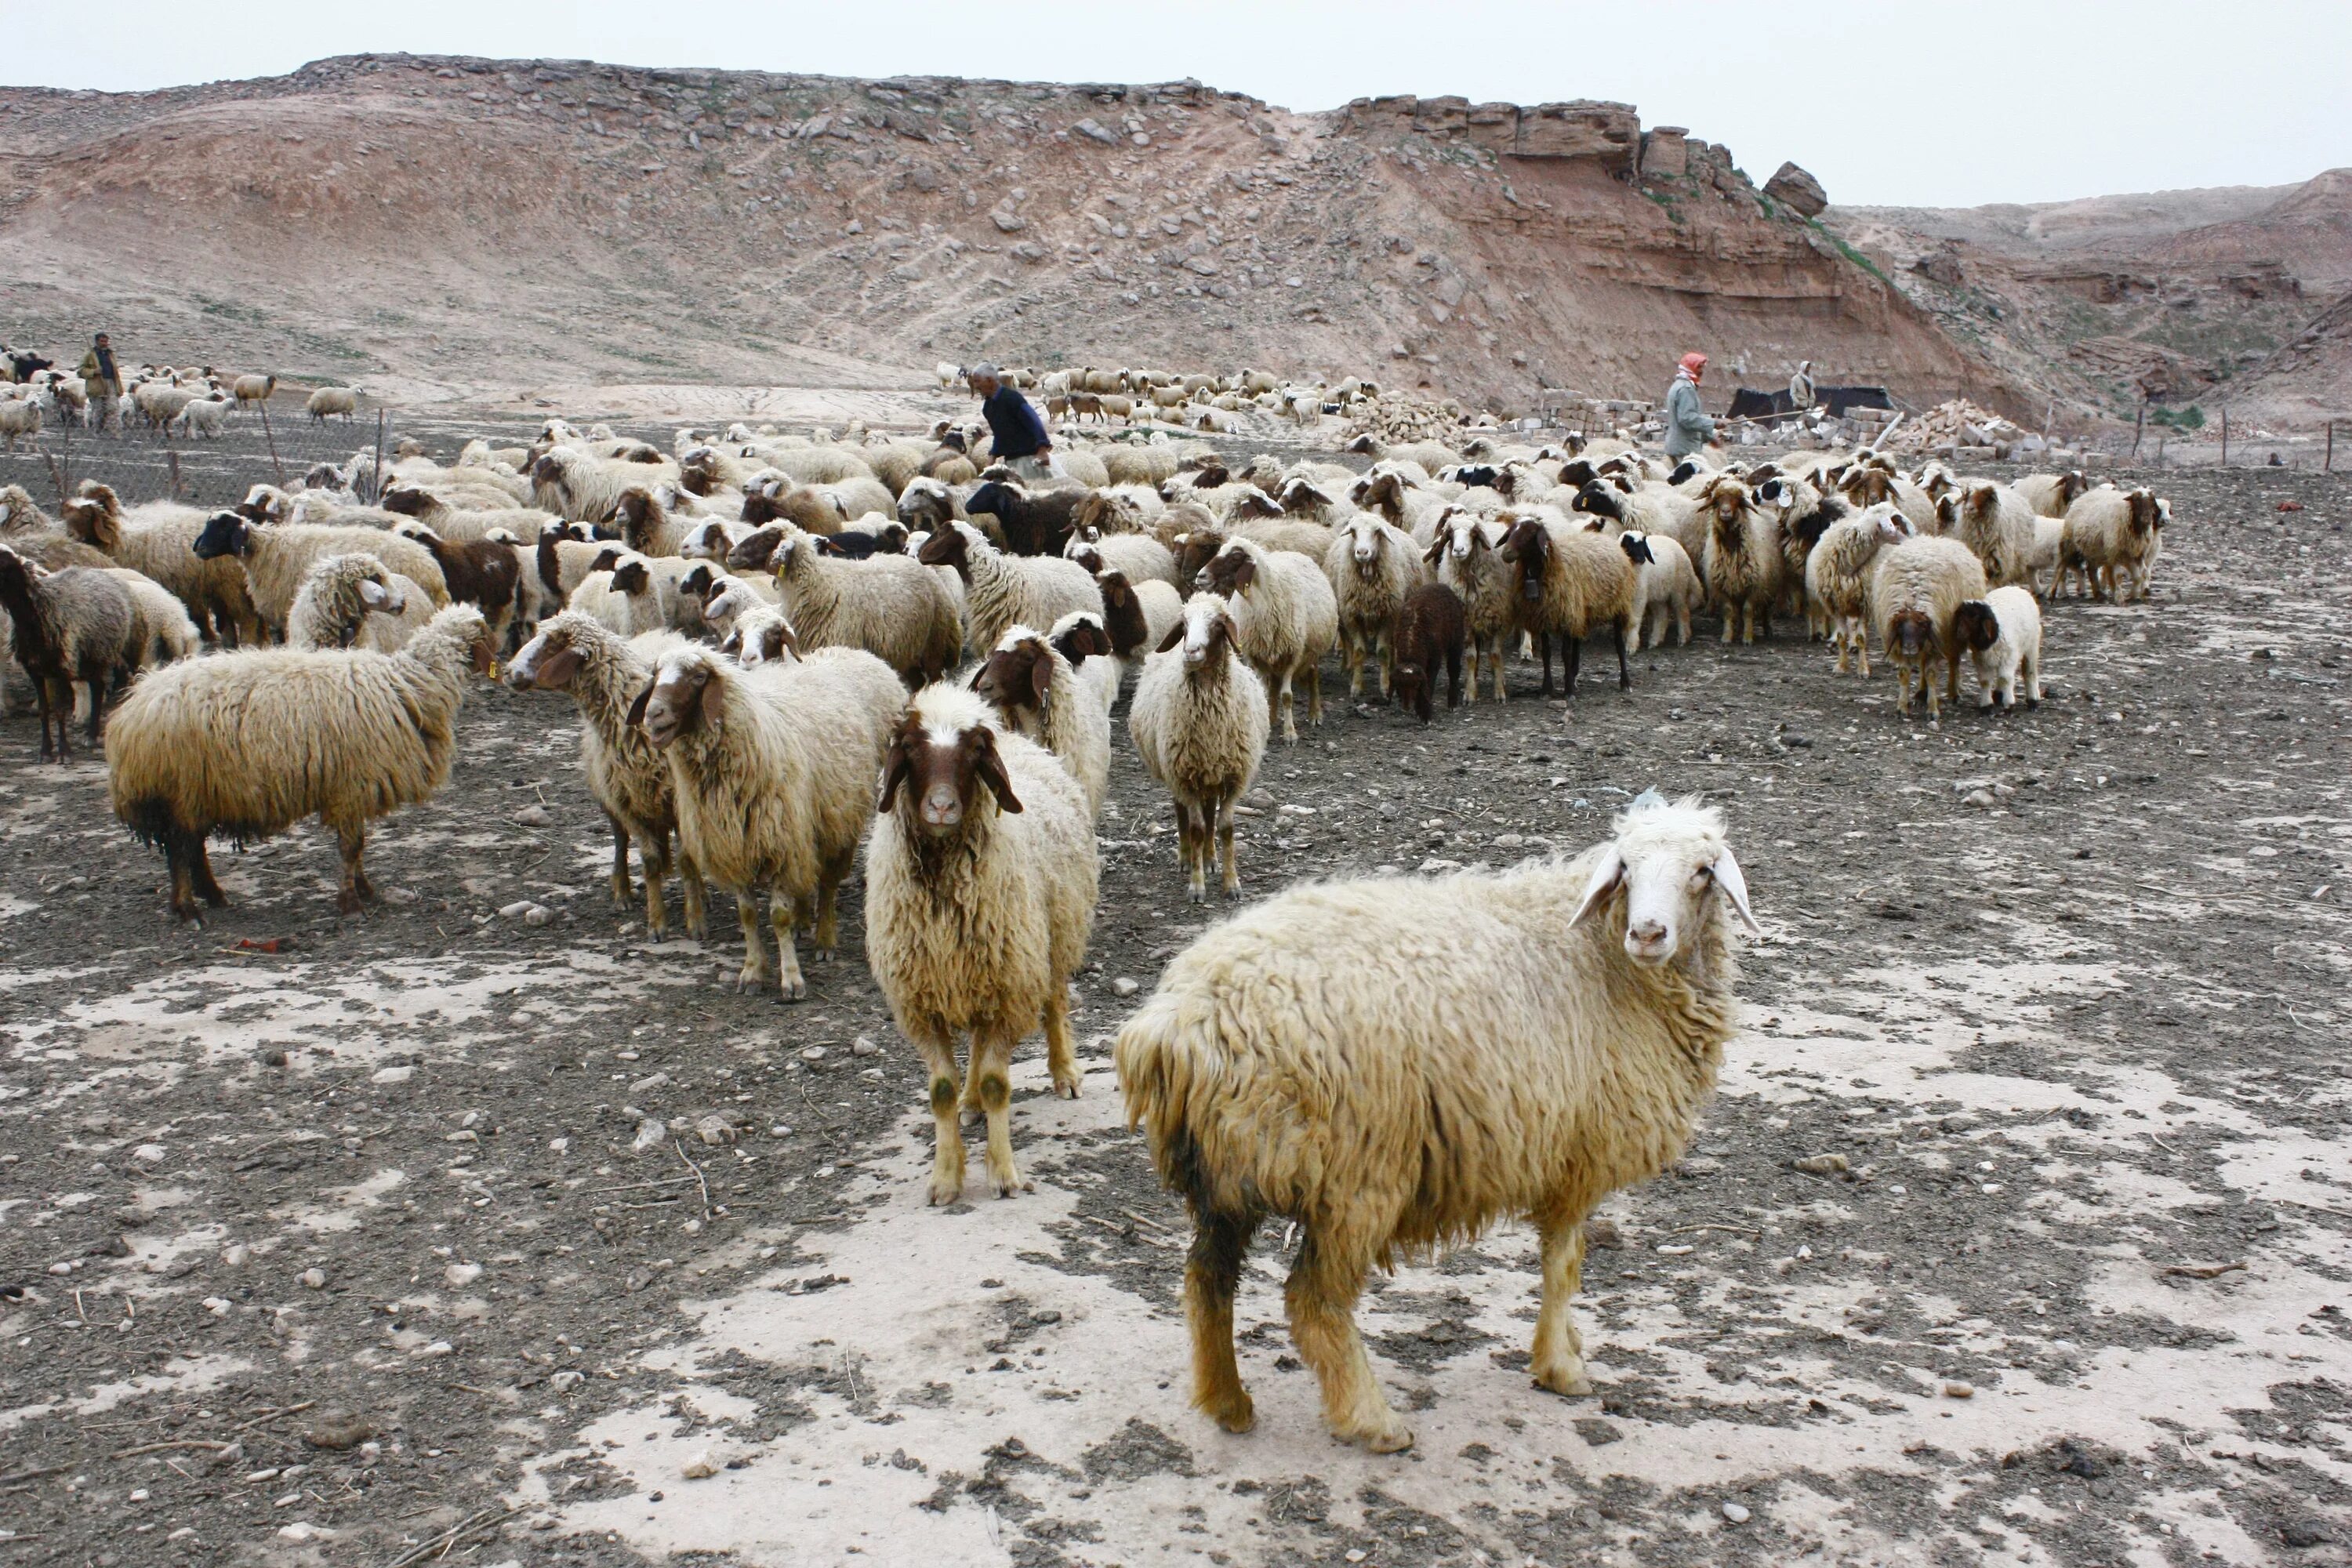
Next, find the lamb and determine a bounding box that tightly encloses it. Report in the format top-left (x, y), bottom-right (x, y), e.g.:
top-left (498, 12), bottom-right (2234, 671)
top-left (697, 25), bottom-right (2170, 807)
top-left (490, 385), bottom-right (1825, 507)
top-left (918, 521), bottom-right (1101, 660)
top-left (1955, 586), bottom-right (2045, 712)
top-left (1805, 505), bottom-right (1910, 674)
top-left (679, 516), bottom-right (755, 562)
top-left (1388, 582), bottom-right (1467, 724)
top-left (0, 545), bottom-right (143, 759)
top-left (191, 511), bottom-right (448, 638)
top-left (2014, 470), bottom-right (2089, 519)
top-left (1323, 514), bottom-right (1424, 702)
top-left (1116, 792), bottom-right (1758, 1452)
top-left (1425, 510), bottom-right (1513, 702)
top-left (305, 387), bottom-right (360, 423)
top-left (971, 624), bottom-right (1113, 818)
top-left (866, 684), bottom-right (1099, 1202)
top-left (696, 572), bottom-right (782, 642)
top-left (0, 396), bottom-right (42, 452)
top-left (2060, 485), bottom-right (2166, 602)
top-left (2025, 514), bottom-right (2067, 598)
top-left (1065, 527), bottom-right (1178, 589)
top-left (565, 557), bottom-right (636, 637)
top-left (632, 644), bottom-right (904, 997)
top-left (1497, 514), bottom-right (1635, 697)
top-left (1093, 568), bottom-right (1184, 694)
top-left (1869, 535), bottom-right (1988, 719)
top-left (107, 605), bottom-right (495, 919)
top-left (1128, 593), bottom-right (1269, 902)
top-left (63, 484), bottom-right (260, 645)
top-left (508, 615), bottom-right (707, 938)
top-left (1046, 610), bottom-right (1120, 719)
top-left (1193, 535), bottom-right (1338, 743)
top-left (391, 521), bottom-right (521, 641)
top-left (170, 394), bottom-right (232, 440)
top-left (1838, 465), bottom-right (1937, 535)
top-left (1951, 481), bottom-right (2039, 590)
top-left (765, 524), bottom-right (963, 682)
top-left (605, 552), bottom-right (707, 637)
top-left (1617, 530), bottom-right (1700, 652)
top-left (285, 553), bottom-right (413, 651)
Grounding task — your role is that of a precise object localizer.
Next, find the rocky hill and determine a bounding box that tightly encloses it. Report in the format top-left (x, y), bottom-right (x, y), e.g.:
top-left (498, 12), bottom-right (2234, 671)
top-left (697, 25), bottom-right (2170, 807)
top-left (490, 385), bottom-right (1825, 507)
top-left (0, 53), bottom-right (2021, 416)
top-left (1830, 171), bottom-right (2352, 429)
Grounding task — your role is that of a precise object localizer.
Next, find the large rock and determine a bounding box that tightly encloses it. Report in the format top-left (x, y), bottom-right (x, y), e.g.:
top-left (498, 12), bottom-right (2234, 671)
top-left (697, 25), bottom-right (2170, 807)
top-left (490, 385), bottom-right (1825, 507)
top-left (1764, 162), bottom-right (1828, 218)
top-left (1511, 101), bottom-right (1639, 172)
top-left (1465, 103), bottom-right (1519, 152)
top-left (1412, 96), bottom-right (1469, 137)
top-left (1642, 126), bottom-right (1688, 179)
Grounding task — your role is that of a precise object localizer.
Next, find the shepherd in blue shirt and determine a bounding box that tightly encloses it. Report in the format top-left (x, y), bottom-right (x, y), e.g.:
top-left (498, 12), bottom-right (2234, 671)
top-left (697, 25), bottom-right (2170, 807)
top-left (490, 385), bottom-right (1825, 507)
top-left (970, 362), bottom-right (1054, 481)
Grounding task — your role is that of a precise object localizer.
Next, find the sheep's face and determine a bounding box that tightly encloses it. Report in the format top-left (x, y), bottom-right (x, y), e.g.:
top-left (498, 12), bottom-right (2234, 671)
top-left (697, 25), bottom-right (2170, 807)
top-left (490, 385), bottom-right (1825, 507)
top-left (608, 559), bottom-right (652, 597)
top-left (1196, 544), bottom-right (1257, 598)
top-left (1344, 518), bottom-right (1389, 574)
top-left (1053, 618), bottom-right (1113, 667)
top-left (878, 715), bottom-right (1022, 833)
top-left (507, 623), bottom-right (586, 692)
top-left (2127, 490), bottom-right (2161, 535)
top-left (1701, 479), bottom-right (1752, 529)
top-left (1279, 478), bottom-right (1330, 515)
top-left (1888, 608), bottom-right (1934, 659)
top-left (1571, 804), bottom-right (1759, 967)
top-left (1162, 595), bottom-right (1236, 672)
top-left (896, 479), bottom-right (953, 529)
top-left (727, 525), bottom-right (786, 573)
top-left (1961, 485), bottom-right (2000, 527)
top-left (380, 485), bottom-right (427, 518)
top-left (1497, 518), bottom-right (1550, 603)
top-left (629, 658), bottom-right (725, 749)
top-left (973, 637), bottom-right (1054, 723)
top-left (1570, 481), bottom-right (1621, 524)
top-left (916, 525), bottom-right (974, 575)
top-left (731, 615), bottom-right (798, 669)
top-left (1229, 489), bottom-right (1281, 521)
top-left (1954, 601), bottom-right (2002, 654)
top-left (192, 511), bottom-right (249, 560)
top-left (1619, 532), bottom-right (1657, 568)
top-left (1068, 544), bottom-right (1106, 575)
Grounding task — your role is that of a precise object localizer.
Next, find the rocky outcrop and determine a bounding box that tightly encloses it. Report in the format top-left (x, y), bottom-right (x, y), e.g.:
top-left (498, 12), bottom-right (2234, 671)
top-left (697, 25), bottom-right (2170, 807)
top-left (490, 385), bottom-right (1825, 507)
top-left (0, 54), bottom-right (2023, 416)
top-left (1763, 162), bottom-right (1828, 219)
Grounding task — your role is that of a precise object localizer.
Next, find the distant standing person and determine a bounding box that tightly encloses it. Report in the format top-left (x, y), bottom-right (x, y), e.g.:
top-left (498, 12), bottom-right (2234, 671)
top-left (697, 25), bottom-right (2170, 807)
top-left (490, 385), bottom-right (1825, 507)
top-left (1663, 351), bottom-right (1716, 459)
top-left (78, 332), bottom-right (124, 431)
top-left (970, 362), bottom-right (1054, 482)
top-left (1788, 359), bottom-right (1816, 412)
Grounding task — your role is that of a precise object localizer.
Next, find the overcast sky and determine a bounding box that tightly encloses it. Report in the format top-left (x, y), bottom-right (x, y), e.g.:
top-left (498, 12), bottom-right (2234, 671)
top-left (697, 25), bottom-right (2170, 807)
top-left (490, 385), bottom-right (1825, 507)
top-left (10, 0), bottom-right (2347, 208)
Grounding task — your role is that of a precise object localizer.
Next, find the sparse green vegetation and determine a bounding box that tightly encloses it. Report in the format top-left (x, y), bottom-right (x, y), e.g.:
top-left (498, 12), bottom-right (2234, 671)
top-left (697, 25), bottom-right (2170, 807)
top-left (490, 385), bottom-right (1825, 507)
top-left (2149, 405), bottom-right (2205, 430)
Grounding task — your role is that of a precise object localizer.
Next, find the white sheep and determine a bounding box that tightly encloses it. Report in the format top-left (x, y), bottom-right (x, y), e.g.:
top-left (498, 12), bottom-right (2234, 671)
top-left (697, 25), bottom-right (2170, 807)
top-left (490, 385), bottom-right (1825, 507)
top-left (1116, 792), bottom-right (1758, 1452)
top-left (191, 510), bottom-right (448, 637)
top-left (1870, 535), bottom-right (1988, 718)
top-left (1128, 592), bottom-right (1269, 903)
top-left (917, 521), bottom-right (1102, 659)
top-left (1951, 481), bottom-right (2039, 590)
top-left (970, 623), bottom-right (1113, 819)
top-left (1323, 514), bottom-right (1423, 702)
top-left (105, 605), bottom-right (495, 919)
top-left (1804, 504), bottom-right (1909, 675)
top-left (284, 553), bottom-right (412, 651)
top-left (1192, 535), bottom-right (1338, 743)
top-left (1955, 586), bottom-right (2044, 711)
top-left (1046, 609), bottom-right (1120, 720)
top-left (1616, 530), bottom-right (1699, 652)
top-left (1694, 477), bottom-right (1784, 644)
top-left (305, 387), bottom-right (360, 423)
top-left (2060, 485), bottom-right (2165, 602)
top-left (866, 684), bottom-right (1099, 1203)
top-left (633, 644), bottom-right (903, 998)
top-left (1426, 510), bottom-right (1513, 702)
top-left (768, 523), bottom-right (962, 683)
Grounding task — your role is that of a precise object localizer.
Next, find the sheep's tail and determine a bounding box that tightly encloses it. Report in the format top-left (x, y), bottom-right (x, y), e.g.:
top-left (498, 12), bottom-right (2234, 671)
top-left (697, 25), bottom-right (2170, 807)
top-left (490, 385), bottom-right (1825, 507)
top-left (1115, 992), bottom-right (1240, 1218)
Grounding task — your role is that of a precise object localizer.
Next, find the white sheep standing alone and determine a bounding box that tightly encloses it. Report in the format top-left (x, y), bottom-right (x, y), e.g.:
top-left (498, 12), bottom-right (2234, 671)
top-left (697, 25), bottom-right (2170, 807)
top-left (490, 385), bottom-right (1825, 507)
top-left (866, 684), bottom-right (1099, 1203)
top-left (1127, 592), bottom-right (1269, 903)
top-left (306, 387), bottom-right (360, 423)
top-left (1955, 586), bottom-right (2044, 711)
top-left (1117, 793), bottom-right (1759, 1453)
top-left (1322, 514), bottom-right (1423, 701)
top-left (1616, 529), bottom-right (1699, 652)
top-left (1193, 535), bottom-right (1338, 742)
top-left (104, 605), bottom-right (495, 920)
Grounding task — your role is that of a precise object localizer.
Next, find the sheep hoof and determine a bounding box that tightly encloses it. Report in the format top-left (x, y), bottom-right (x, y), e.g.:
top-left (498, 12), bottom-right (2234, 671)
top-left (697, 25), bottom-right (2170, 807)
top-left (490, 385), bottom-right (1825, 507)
top-left (927, 1173), bottom-right (964, 1207)
top-left (1203, 1392), bottom-right (1256, 1434)
top-left (1341, 1420), bottom-right (1414, 1454)
top-left (336, 891), bottom-right (363, 916)
top-left (1052, 1074), bottom-right (1080, 1100)
top-left (1533, 1363), bottom-right (1595, 1399)
top-left (1222, 883), bottom-right (1243, 903)
top-left (814, 946), bottom-right (837, 963)
top-left (778, 977), bottom-right (808, 1002)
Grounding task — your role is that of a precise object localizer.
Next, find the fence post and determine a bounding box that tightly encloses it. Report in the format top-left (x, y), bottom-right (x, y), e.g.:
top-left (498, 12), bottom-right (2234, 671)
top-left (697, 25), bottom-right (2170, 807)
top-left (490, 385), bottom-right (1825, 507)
top-left (2220, 406), bottom-right (2228, 466)
top-left (45, 449), bottom-right (70, 509)
top-left (2132, 401), bottom-right (2144, 458)
top-left (370, 410), bottom-right (387, 505)
top-left (168, 447), bottom-right (183, 502)
top-left (2328, 419), bottom-right (2336, 474)
top-left (259, 400), bottom-right (287, 489)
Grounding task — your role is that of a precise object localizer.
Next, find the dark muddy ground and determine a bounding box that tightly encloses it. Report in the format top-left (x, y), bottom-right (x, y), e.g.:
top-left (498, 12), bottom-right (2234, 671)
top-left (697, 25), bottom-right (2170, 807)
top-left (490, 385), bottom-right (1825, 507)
top-left (1, 455), bottom-right (2347, 1568)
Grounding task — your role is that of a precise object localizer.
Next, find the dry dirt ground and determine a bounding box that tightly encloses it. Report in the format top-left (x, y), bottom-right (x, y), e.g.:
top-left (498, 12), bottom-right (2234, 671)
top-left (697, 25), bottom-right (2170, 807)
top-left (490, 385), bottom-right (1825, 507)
top-left (1, 451), bottom-right (2348, 1568)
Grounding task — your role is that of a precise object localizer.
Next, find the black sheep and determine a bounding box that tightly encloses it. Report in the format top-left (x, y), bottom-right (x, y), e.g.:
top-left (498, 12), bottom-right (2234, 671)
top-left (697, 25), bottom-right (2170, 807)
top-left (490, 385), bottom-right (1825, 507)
top-left (962, 480), bottom-right (1081, 557)
top-left (1388, 582), bottom-right (1466, 724)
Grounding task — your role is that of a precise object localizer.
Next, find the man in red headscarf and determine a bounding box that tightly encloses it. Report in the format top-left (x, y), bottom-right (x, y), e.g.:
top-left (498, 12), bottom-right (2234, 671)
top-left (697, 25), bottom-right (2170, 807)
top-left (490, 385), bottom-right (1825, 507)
top-left (1664, 351), bottom-right (1717, 459)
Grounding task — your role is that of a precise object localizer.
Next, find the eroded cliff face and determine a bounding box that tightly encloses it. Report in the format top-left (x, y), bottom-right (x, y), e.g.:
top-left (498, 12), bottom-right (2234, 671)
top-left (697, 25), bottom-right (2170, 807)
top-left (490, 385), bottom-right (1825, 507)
top-left (0, 54), bottom-right (2023, 412)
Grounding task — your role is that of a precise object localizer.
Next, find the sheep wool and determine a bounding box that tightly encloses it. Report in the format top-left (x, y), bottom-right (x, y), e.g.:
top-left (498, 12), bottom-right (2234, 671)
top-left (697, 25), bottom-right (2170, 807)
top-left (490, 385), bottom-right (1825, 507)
top-left (770, 524), bottom-right (963, 684)
top-left (866, 685), bottom-right (1099, 1204)
top-left (971, 623), bottom-right (1113, 819)
top-left (1955, 586), bottom-right (2044, 711)
top-left (1117, 794), bottom-right (1757, 1453)
top-left (1128, 593), bottom-right (1269, 902)
top-left (1869, 535), bottom-right (1988, 718)
top-left (1323, 514), bottom-right (1424, 700)
top-left (106, 605), bottom-right (494, 919)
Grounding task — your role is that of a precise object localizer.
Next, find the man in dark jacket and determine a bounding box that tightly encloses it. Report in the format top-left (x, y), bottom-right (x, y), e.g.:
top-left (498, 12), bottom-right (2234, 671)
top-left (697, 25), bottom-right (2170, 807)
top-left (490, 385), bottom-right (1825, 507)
top-left (970, 361), bottom-right (1054, 481)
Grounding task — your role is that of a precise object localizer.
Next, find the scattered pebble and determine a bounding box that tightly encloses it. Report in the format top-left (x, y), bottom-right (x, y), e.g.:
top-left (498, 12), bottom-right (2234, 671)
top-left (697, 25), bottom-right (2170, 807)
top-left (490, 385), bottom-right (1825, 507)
top-left (372, 1065), bottom-right (414, 1086)
top-left (299, 1268), bottom-right (326, 1290)
top-left (851, 1036), bottom-right (880, 1057)
top-left (1111, 977), bottom-right (1139, 997)
top-left (1791, 1153), bottom-right (1849, 1175)
top-left (444, 1262), bottom-right (484, 1287)
top-left (1722, 1502), bottom-right (1751, 1524)
top-left (632, 1119), bottom-right (666, 1153)
top-left (1943, 1380), bottom-right (1974, 1399)
top-left (681, 1450), bottom-right (722, 1479)
top-left (1655, 1243), bottom-right (1695, 1257)
top-left (515, 804), bottom-right (552, 826)
top-left (131, 1143), bottom-right (166, 1164)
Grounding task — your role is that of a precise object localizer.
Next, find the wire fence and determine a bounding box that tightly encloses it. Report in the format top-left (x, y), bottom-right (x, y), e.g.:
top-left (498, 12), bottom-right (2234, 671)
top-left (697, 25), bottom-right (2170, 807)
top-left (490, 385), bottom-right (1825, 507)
top-left (0, 390), bottom-right (401, 512)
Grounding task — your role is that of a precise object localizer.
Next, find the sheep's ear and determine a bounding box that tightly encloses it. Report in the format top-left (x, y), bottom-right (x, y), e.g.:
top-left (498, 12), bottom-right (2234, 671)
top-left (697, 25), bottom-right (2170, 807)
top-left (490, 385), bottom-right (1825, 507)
top-left (1711, 848), bottom-right (1762, 935)
top-left (358, 578), bottom-right (388, 608)
top-left (1422, 535), bottom-right (1445, 566)
top-left (972, 729), bottom-right (1022, 814)
top-left (1029, 651), bottom-right (1054, 706)
top-left (625, 681), bottom-right (654, 729)
top-left (877, 729), bottom-right (916, 813)
top-left (1570, 848), bottom-right (1624, 928)
top-left (1156, 619), bottom-right (1186, 654)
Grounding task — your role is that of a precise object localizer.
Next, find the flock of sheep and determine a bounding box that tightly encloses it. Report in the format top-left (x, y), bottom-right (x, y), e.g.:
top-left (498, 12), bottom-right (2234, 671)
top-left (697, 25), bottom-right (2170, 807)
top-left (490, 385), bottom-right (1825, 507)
top-left (0, 393), bottom-right (2173, 1454)
top-left (0, 353), bottom-right (362, 447)
top-left (936, 361), bottom-right (1381, 432)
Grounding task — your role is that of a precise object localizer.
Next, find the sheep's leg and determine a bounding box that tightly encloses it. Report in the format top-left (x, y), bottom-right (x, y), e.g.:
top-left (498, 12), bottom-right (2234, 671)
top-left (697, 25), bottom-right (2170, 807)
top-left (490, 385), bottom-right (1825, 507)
top-left (811, 848), bottom-right (853, 961)
top-left (1285, 1228), bottom-right (1410, 1453)
top-left (1304, 661), bottom-right (1324, 728)
top-left (2022, 647), bottom-right (2042, 710)
top-left (1943, 644), bottom-right (1963, 707)
top-left (973, 1029), bottom-right (1029, 1199)
top-left (1444, 644), bottom-right (1462, 710)
top-left (1344, 629), bottom-right (1365, 700)
top-left (1043, 985), bottom-right (1081, 1100)
top-left (1374, 631), bottom-right (1393, 700)
top-left (682, 851), bottom-right (706, 940)
top-left (607, 815), bottom-right (637, 910)
top-left (770, 885), bottom-right (806, 1000)
top-left (1490, 637), bottom-right (1508, 702)
top-left (1180, 800), bottom-right (1207, 904)
top-left (165, 835), bottom-right (200, 924)
top-left (1216, 794), bottom-right (1242, 902)
top-left (1676, 598), bottom-right (1692, 647)
top-left (1613, 622), bottom-right (1631, 690)
top-left (191, 837), bottom-right (227, 907)
top-left (34, 677), bottom-right (61, 762)
top-left (1563, 632), bottom-right (1582, 698)
top-left (1536, 632), bottom-right (1554, 697)
top-left (1274, 670), bottom-right (1298, 744)
top-left (913, 1028), bottom-right (967, 1207)
top-left (1185, 1208), bottom-right (1259, 1433)
top-left (1530, 1217), bottom-right (1595, 1397)
top-left (732, 894), bottom-right (773, 992)
top-left (1831, 621), bottom-right (1853, 674)
top-left (332, 821), bottom-right (367, 916)
top-left (1856, 624), bottom-right (1873, 681)
top-left (83, 673), bottom-right (107, 743)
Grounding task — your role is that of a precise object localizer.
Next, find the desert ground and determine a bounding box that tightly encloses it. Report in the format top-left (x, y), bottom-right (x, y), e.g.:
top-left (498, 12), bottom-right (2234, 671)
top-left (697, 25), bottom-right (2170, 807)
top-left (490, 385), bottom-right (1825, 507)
top-left (1, 412), bottom-right (2347, 1568)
